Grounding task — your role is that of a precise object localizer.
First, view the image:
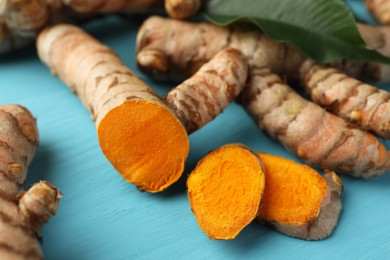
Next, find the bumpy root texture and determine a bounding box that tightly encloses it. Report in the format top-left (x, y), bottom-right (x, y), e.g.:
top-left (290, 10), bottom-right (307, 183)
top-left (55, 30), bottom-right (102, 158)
top-left (187, 144), bottom-right (265, 240)
top-left (165, 0), bottom-right (201, 19)
top-left (0, 104), bottom-right (61, 260)
top-left (136, 16), bottom-right (390, 83)
top-left (0, 0), bottom-right (49, 54)
top-left (300, 59), bottom-right (390, 139)
top-left (257, 153), bottom-right (342, 240)
top-left (62, 0), bottom-right (164, 13)
top-left (241, 67), bottom-right (390, 178)
top-left (366, 0), bottom-right (390, 25)
top-left (37, 25), bottom-right (247, 192)
top-left (166, 47), bottom-right (249, 133)
top-left (37, 24), bottom-right (189, 192)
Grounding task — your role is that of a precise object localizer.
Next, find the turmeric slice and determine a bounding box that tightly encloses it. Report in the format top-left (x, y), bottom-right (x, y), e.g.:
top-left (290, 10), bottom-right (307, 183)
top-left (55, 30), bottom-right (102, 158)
top-left (300, 59), bottom-right (390, 139)
top-left (241, 67), bottom-right (390, 178)
top-left (187, 144), bottom-right (265, 240)
top-left (37, 24), bottom-right (248, 192)
top-left (257, 153), bottom-right (342, 240)
top-left (0, 104), bottom-right (61, 259)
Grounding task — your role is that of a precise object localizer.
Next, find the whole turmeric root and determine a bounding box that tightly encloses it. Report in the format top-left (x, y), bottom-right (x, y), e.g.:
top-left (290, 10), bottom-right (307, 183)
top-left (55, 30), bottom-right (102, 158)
top-left (300, 59), bottom-right (390, 139)
top-left (136, 16), bottom-right (390, 84)
top-left (241, 67), bottom-right (390, 178)
top-left (0, 0), bottom-right (165, 55)
top-left (365, 0), bottom-right (390, 25)
top-left (165, 0), bottom-right (201, 19)
top-left (37, 24), bottom-right (248, 192)
top-left (258, 153), bottom-right (342, 240)
top-left (62, 0), bottom-right (164, 13)
top-left (187, 144), bottom-right (265, 240)
top-left (0, 0), bottom-right (50, 54)
top-left (0, 104), bottom-right (61, 259)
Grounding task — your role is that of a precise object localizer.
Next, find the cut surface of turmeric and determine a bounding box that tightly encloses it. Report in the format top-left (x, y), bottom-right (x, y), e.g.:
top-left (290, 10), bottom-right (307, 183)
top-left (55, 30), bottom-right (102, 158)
top-left (187, 144), bottom-right (265, 240)
top-left (257, 153), bottom-right (343, 240)
top-left (258, 153), bottom-right (326, 224)
top-left (37, 24), bottom-right (248, 192)
top-left (98, 101), bottom-right (188, 192)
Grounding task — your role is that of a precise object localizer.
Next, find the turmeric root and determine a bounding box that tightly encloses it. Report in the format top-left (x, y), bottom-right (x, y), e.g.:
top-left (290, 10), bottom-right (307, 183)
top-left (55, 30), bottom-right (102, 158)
top-left (37, 24), bottom-right (248, 192)
top-left (365, 0), bottom-right (390, 25)
top-left (136, 16), bottom-right (390, 83)
top-left (0, 104), bottom-right (61, 259)
top-left (0, 0), bottom-right (49, 54)
top-left (0, 0), bottom-right (165, 55)
top-left (187, 144), bottom-right (265, 240)
top-left (165, 0), bottom-right (201, 19)
top-left (257, 153), bottom-right (342, 240)
top-left (62, 0), bottom-right (164, 13)
top-left (300, 59), bottom-right (390, 139)
top-left (166, 47), bottom-right (248, 133)
top-left (240, 67), bottom-right (390, 178)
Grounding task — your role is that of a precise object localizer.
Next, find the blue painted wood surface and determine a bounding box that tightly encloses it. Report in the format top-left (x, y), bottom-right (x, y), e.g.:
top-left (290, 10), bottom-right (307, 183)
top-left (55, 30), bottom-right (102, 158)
top-left (1, 1), bottom-right (390, 259)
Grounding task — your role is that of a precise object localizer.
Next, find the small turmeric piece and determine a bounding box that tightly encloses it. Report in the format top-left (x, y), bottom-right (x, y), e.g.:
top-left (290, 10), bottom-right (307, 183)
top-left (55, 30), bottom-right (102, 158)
top-left (241, 67), bottom-right (390, 178)
top-left (136, 16), bottom-right (390, 84)
top-left (0, 104), bottom-right (61, 259)
top-left (37, 24), bottom-right (248, 192)
top-left (365, 0), bottom-right (390, 25)
top-left (165, 0), bottom-right (201, 19)
top-left (257, 153), bottom-right (342, 240)
top-left (300, 59), bottom-right (390, 139)
top-left (187, 144), bottom-right (265, 240)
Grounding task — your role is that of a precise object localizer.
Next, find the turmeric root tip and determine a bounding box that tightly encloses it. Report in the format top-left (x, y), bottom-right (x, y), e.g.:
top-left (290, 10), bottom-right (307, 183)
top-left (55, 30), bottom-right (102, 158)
top-left (365, 0), bottom-right (390, 25)
top-left (165, 0), bottom-right (201, 19)
top-left (98, 100), bottom-right (189, 192)
top-left (187, 144), bottom-right (265, 240)
top-left (257, 153), bottom-right (343, 240)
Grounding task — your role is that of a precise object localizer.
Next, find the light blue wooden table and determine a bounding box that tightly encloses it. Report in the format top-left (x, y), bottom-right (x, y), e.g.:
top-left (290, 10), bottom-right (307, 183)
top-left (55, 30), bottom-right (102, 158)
top-left (1, 1), bottom-right (390, 259)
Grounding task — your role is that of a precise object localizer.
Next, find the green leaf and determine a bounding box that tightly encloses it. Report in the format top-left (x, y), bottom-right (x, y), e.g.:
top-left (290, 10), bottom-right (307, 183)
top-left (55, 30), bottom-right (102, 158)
top-left (203, 0), bottom-right (390, 64)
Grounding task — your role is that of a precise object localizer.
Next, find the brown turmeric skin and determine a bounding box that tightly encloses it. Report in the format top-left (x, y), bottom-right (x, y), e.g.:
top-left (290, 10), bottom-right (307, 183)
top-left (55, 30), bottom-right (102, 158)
top-left (62, 0), bottom-right (164, 13)
top-left (37, 24), bottom-right (248, 192)
top-left (187, 144), bottom-right (265, 240)
top-left (257, 153), bottom-right (342, 240)
top-left (136, 16), bottom-right (390, 83)
top-left (165, 0), bottom-right (201, 19)
top-left (300, 59), bottom-right (390, 139)
top-left (0, 104), bottom-right (61, 259)
top-left (0, 0), bottom-right (164, 55)
top-left (167, 47), bottom-right (248, 133)
top-left (241, 67), bottom-right (390, 178)
top-left (365, 0), bottom-right (390, 25)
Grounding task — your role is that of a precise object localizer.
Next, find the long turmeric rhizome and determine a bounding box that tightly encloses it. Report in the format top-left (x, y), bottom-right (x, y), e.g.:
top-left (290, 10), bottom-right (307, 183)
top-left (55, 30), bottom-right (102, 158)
top-left (37, 24), bottom-right (248, 192)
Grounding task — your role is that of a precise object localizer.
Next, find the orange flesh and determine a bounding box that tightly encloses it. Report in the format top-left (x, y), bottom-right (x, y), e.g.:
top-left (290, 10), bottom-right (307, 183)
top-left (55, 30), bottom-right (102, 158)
top-left (187, 145), bottom-right (265, 239)
top-left (97, 100), bottom-right (189, 192)
top-left (258, 153), bottom-right (327, 223)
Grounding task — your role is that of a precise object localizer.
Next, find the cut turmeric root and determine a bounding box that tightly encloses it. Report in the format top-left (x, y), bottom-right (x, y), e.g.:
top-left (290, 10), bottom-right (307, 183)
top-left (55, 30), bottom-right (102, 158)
top-left (0, 104), bottom-right (61, 259)
top-left (241, 67), bottom-right (390, 178)
top-left (187, 144), bottom-right (265, 240)
top-left (257, 153), bottom-right (342, 240)
top-left (37, 24), bottom-right (248, 192)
